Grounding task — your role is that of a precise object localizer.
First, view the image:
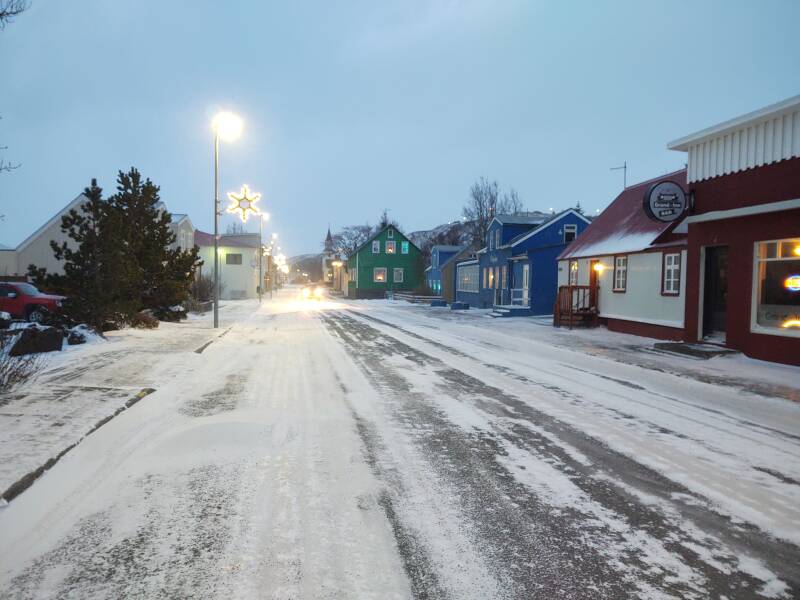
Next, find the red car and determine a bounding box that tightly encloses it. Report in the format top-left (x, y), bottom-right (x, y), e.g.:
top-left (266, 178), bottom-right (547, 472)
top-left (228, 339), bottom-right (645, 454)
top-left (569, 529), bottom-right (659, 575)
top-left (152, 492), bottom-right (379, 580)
top-left (0, 282), bottom-right (65, 323)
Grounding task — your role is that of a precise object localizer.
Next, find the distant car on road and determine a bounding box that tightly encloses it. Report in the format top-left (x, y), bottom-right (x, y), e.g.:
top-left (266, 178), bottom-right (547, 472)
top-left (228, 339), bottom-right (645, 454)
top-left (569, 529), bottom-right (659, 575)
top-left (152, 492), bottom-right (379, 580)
top-left (0, 282), bottom-right (65, 323)
top-left (300, 285), bottom-right (326, 301)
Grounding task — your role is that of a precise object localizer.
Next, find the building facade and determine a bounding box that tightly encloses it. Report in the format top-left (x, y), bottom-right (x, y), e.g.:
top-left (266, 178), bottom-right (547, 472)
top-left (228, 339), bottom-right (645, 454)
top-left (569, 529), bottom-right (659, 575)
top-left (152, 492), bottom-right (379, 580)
top-left (195, 231), bottom-right (263, 300)
top-left (426, 245), bottom-right (464, 295)
top-left (346, 225), bottom-right (423, 299)
top-left (669, 95), bottom-right (800, 365)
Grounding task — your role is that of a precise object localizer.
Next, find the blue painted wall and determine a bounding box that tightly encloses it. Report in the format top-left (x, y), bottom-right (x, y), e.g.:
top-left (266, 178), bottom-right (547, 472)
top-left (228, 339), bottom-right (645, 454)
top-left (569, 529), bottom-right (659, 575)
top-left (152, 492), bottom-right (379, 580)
top-left (427, 247), bottom-right (461, 295)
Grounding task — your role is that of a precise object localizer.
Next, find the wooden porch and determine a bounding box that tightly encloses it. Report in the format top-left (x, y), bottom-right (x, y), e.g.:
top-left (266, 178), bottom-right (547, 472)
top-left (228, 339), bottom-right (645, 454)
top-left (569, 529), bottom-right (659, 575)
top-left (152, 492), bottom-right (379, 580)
top-left (553, 285), bottom-right (599, 329)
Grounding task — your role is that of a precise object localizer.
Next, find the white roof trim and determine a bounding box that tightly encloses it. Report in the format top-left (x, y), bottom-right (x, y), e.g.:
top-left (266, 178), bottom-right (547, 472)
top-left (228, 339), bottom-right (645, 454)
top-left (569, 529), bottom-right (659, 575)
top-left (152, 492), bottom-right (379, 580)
top-left (511, 209), bottom-right (592, 248)
top-left (16, 194), bottom-right (87, 252)
top-left (668, 95), bottom-right (800, 150)
top-left (456, 259), bottom-right (478, 266)
top-left (685, 198), bottom-right (800, 225)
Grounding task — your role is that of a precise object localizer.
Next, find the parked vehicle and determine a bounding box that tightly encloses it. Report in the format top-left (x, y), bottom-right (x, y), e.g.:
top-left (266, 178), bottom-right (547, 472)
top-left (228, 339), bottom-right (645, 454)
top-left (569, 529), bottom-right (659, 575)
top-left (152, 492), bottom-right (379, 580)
top-left (0, 282), bottom-right (65, 323)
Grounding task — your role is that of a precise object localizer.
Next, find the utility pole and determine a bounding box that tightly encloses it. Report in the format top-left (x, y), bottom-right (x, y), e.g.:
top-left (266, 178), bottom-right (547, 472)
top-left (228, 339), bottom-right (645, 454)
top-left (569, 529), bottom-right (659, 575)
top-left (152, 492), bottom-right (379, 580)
top-left (610, 161), bottom-right (627, 189)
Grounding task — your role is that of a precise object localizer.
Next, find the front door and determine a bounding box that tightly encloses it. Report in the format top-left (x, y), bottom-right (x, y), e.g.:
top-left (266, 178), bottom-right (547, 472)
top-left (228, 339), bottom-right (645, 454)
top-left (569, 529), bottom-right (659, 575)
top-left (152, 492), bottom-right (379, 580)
top-left (589, 259), bottom-right (599, 307)
top-left (522, 264), bottom-right (530, 306)
top-left (703, 246), bottom-right (729, 339)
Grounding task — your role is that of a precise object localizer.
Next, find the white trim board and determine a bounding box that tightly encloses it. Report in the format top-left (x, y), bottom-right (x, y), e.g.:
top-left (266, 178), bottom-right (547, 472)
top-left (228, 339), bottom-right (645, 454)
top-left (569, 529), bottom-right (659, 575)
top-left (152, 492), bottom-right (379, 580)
top-left (685, 198), bottom-right (800, 225)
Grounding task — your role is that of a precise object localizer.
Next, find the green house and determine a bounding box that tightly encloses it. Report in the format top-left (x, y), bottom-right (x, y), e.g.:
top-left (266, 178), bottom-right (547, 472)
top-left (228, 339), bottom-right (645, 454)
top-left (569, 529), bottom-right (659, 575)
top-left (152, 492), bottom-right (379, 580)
top-left (346, 225), bottom-right (424, 299)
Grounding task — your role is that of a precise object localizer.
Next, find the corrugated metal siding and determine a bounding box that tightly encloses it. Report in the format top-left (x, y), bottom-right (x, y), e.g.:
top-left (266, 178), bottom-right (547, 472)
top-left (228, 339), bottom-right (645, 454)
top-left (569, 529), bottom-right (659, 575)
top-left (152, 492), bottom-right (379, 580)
top-left (687, 108), bottom-right (800, 182)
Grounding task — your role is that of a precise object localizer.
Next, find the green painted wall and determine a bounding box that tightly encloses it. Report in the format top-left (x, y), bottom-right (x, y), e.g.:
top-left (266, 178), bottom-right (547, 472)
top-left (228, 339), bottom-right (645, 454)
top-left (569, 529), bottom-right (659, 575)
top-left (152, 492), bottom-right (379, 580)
top-left (347, 226), bottom-right (424, 297)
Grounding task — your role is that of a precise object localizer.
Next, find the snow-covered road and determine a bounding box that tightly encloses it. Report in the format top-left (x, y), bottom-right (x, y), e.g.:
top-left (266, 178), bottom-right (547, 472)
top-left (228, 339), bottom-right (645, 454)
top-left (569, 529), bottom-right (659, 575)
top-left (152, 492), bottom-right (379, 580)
top-left (1, 291), bottom-right (799, 599)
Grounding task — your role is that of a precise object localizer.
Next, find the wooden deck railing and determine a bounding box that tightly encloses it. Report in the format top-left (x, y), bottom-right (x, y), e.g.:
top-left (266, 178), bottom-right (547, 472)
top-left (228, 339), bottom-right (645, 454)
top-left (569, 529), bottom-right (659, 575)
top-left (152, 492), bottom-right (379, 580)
top-left (553, 285), bottom-right (599, 329)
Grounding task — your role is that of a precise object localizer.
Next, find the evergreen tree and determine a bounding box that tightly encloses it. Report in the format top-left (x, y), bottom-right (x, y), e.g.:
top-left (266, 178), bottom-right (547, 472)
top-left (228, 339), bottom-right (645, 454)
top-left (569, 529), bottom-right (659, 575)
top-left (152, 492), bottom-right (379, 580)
top-left (107, 167), bottom-right (200, 310)
top-left (28, 179), bottom-right (135, 328)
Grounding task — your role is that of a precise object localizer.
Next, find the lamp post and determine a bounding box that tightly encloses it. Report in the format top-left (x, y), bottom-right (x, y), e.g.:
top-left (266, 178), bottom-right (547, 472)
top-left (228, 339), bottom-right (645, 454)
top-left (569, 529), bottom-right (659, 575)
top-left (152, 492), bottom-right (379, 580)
top-left (211, 111), bottom-right (243, 328)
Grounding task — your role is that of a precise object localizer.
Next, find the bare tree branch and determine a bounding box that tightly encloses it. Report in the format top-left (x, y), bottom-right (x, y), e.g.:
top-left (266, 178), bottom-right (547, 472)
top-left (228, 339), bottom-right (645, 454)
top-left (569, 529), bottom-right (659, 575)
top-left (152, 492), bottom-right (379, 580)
top-left (0, 0), bottom-right (29, 29)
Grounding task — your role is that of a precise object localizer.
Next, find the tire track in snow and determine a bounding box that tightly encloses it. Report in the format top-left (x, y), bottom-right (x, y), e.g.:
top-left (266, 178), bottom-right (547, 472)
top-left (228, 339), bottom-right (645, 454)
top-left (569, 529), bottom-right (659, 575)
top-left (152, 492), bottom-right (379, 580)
top-left (325, 310), bottom-right (799, 599)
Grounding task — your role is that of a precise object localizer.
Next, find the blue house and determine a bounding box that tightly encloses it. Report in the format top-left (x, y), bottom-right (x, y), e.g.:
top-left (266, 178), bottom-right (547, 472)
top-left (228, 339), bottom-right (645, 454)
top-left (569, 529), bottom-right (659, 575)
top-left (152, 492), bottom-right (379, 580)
top-left (455, 210), bottom-right (591, 315)
top-left (426, 245), bottom-right (464, 295)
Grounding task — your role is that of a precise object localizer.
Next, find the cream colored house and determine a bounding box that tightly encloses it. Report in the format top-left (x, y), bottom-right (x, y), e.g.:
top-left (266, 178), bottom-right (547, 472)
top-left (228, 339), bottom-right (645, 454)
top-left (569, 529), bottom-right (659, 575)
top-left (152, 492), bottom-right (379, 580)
top-left (194, 231), bottom-right (263, 300)
top-left (0, 194), bottom-right (195, 278)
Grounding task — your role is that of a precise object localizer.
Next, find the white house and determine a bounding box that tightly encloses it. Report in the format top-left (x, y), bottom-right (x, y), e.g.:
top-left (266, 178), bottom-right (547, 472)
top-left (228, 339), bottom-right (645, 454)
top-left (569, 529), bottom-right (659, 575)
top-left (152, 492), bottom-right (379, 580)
top-left (194, 231), bottom-right (263, 300)
top-left (0, 194), bottom-right (195, 278)
top-left (556, 169), bottom-right (688, 340)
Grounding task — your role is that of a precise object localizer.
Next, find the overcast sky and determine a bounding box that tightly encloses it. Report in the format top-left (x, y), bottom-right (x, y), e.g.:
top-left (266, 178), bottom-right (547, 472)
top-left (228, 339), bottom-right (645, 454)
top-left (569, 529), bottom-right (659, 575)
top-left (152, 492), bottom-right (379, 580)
top-left (1, 1), bottom-right (798, 255)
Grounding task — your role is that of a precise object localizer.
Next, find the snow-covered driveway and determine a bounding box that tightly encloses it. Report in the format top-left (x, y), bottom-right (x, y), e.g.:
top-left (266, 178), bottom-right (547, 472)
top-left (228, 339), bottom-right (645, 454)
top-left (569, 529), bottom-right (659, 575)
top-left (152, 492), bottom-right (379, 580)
top-left (1, 291), bottom-right (799, 599)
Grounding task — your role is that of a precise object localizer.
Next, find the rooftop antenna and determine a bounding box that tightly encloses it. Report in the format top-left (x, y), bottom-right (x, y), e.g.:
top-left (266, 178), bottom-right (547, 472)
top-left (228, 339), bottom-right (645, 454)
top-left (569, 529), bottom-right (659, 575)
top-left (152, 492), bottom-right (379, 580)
top-left (610, 161), bottom-right (627, 189)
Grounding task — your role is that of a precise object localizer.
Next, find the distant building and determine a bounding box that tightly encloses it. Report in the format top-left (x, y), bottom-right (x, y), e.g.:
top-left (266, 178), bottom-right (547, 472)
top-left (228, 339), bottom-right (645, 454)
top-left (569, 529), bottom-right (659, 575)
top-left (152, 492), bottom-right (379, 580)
top-left (0, 193), bottom-right (193, 279)
top-left (426, 245), bottom-right (464, 295)
top-left (345, 224), bottom-right (423, 298)
top-left (195, 231), bottom-right (262, 300)
top-left (457, 210), bottom-right (591, 315)
top-left (322, 226), bottom-right (336, 285)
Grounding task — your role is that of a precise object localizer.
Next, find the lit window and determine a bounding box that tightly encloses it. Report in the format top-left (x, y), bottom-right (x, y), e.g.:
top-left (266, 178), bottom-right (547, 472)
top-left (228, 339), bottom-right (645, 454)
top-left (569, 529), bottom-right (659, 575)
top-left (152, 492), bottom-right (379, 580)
top-left (569, 260), bottom-right (578, 285)
top-left (385, 240), bottom-right (396, 254)
top-left (613, 256), bottom-right (627, 291)
top-left (753, 239), bottom-right (800, 336)
top-left (488, 267), bottom-right (495, 289)
top-left (563, 224), bottom-right (577, 243)
top-left (457, 264), bottom-right (479, 293)
top-left (662, 253), bottom-right (681, 295)
top-left (373, 267), bottom-right (387, 282)
top-left (393, 268), bottom-right (404, 283)
top-left (226, 253), bottom-right (242, 265)
top-left (401, 241), bottom-right (409, 254)
top-left (372, 240), bottom-right (380, 254)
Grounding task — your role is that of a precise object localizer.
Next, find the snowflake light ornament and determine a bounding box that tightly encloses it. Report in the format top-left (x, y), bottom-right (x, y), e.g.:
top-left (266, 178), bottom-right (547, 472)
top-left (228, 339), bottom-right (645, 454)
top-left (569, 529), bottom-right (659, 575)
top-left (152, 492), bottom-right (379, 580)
top-left (226, 185), bottom-right (262, 223)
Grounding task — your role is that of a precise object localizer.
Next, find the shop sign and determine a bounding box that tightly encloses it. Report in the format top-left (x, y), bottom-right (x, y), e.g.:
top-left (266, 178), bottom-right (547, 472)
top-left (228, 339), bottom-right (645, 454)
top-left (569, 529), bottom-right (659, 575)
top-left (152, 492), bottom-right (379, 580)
top-left (644, 181), bottom-right (687, 222)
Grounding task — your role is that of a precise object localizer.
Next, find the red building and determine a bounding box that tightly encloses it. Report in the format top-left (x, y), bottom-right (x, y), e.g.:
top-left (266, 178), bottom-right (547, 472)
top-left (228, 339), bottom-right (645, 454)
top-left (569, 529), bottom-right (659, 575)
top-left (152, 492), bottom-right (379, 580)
top-left (669, 96), bottom-right (800, 365)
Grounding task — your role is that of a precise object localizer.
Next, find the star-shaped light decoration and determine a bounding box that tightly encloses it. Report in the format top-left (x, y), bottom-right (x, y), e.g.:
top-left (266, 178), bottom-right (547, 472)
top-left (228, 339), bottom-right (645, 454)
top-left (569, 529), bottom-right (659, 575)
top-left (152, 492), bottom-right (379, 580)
top-left (225, 185), bottom-right (262, 223)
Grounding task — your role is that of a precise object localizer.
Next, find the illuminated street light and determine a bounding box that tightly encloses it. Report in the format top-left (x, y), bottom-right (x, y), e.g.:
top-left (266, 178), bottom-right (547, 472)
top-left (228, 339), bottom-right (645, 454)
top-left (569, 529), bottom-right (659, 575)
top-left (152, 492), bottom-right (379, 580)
top-left (211, 110), bottom-right (243, 328)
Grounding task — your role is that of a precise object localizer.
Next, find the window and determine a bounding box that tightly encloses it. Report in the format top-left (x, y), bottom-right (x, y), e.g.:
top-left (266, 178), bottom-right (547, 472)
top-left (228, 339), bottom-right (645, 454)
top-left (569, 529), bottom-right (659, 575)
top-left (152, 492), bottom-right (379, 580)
top-left (393, 268), bottom-right (404, 283)
top-left (753, 239), bottom-right (800, 336)
top-left (488, 232), bottom-right (493, 250)
top-left (662, 253), bottom-right (681, 295)
top-left (457, 264), bottom-right (479, 293)
top-left (372, 240), bottom-right (380, 254)
top-left (495, 229), bottom-right (501, 248)
top-left (373, 267), bottom-right (387, 283)
top-left (385, 240), bottom-right (396, 254)
top-left (388, 228), bottom-right (394, 238)
top-left (226, 253), bottom-right (242, 265)
top-left (569, 260), bottom-right (578, 285)
top-left (613, 256), bottom-right (627, 292)
top-left (488, 267), bottom-right (495, 289)
top-left (563, 224), bottom-right (577, 243)
top-left (501, 266), bottom-right (507, 288)
top-left (483, 267), bottom-right (488, 288)
top-left (401, 241), bottom-right (409, 254)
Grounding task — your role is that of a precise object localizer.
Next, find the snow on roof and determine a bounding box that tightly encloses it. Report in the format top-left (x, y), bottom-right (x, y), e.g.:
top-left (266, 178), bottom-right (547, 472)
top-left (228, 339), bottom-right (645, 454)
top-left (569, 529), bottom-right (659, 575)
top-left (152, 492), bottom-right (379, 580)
top-left (558, 169), bottom-right (687, 260)
top-left (431, 245), bottom-right (464, 253)
top-left (492, 212), bottom-right (550, 226)
top-left (194, 230), bottom-right (261, 248)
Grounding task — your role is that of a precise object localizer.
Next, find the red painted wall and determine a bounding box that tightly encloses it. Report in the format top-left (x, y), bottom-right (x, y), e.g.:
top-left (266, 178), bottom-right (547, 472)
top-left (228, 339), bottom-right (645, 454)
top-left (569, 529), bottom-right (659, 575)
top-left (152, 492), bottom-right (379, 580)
top-left (685, 159), bottom-right (800, 366)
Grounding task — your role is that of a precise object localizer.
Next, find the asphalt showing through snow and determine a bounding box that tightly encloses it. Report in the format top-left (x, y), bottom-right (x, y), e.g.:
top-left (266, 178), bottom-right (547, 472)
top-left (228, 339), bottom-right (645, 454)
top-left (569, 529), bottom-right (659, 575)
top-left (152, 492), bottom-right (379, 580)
top-left (320, 309), bottom-right (800, 599)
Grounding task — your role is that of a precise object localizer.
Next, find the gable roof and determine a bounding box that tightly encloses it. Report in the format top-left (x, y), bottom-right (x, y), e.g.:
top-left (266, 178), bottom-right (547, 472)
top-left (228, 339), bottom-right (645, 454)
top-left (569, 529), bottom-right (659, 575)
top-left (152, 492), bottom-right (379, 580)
top-left (506, 209), bottom-right (592, 248)
top-left (489, 212), bottom-right (550, 228)
top-left (558, 169), bottom-right (687, 260)
top-left (15, 193), bottom-right (87, 252)
top-left (440, 246), bottom-right (472, 269)
top-left (349, 224), bottom-right (421, 257)
top-left (195, 230), bottom-right (261, 248)
top-left (431, 245), bottom-right (464, 253)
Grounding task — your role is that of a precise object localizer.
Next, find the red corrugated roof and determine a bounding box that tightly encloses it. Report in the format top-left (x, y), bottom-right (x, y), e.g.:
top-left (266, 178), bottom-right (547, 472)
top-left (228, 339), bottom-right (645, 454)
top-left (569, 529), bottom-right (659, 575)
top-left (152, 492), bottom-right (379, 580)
top-left (558, 169), bottom-right (687, 260)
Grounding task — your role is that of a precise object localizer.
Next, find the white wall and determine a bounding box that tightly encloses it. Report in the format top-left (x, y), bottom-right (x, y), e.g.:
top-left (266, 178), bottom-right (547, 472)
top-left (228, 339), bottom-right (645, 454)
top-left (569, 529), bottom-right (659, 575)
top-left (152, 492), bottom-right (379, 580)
top-left (197, 244), bottom-right (260, 300)
top-left (558, 250), bottom-right (686, 329)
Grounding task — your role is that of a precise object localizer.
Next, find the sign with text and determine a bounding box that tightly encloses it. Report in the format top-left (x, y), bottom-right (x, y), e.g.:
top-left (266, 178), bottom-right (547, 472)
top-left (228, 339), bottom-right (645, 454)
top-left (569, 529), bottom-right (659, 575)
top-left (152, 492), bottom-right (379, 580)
top-left (644, 181), bottom-right (687, 222)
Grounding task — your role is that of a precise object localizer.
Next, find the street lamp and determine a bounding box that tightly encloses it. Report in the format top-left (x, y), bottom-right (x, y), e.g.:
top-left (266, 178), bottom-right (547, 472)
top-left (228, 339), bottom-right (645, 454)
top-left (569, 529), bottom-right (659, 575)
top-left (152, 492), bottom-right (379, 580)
top-left (212, 110), bottom-right (243, 328)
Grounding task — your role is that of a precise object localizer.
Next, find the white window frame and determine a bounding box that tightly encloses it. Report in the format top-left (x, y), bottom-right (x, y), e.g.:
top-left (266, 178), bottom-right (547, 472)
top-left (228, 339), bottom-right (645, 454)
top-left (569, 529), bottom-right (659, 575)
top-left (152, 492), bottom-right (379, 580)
top-left (569, 260), bottom-right (578, 285)
top-left (373, 267), bottom-right (387, 283)
top-left (495, 229), bottom-right (501, 248)
top-left (457, 263), bottom-right (479, 293)
top-left (401, 241), bottom-right (409, 254)
top-left (750, 238), bottom-right (800, 338)
top-left (613, 256), bottom-right (627, 292)
top-left (662, 252), bottom-right (681, 295)
top-left (563, 224), bottom-right (577, 243)
top-left (393, 268), bottom-right (404, 283)
top-left (372, 240), bottom-right (380, 254)
top-left (387, 228), bottom-right (394, 238)
top-left (385, 240), bottom-right (396, 254)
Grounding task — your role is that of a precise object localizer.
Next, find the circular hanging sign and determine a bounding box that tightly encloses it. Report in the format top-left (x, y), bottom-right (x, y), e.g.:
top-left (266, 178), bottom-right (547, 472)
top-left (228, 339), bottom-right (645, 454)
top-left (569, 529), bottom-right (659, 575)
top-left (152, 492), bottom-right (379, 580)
top-left (643, 181), bottom-right (687, 222)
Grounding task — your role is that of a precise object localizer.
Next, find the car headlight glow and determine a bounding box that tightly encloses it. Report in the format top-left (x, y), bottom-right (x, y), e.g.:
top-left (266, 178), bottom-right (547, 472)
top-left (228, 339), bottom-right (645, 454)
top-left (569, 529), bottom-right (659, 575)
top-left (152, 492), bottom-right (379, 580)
top-left (314, 287), bottom-right (324, 298)
top-left (302, 288), bottom-right (311, 298)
